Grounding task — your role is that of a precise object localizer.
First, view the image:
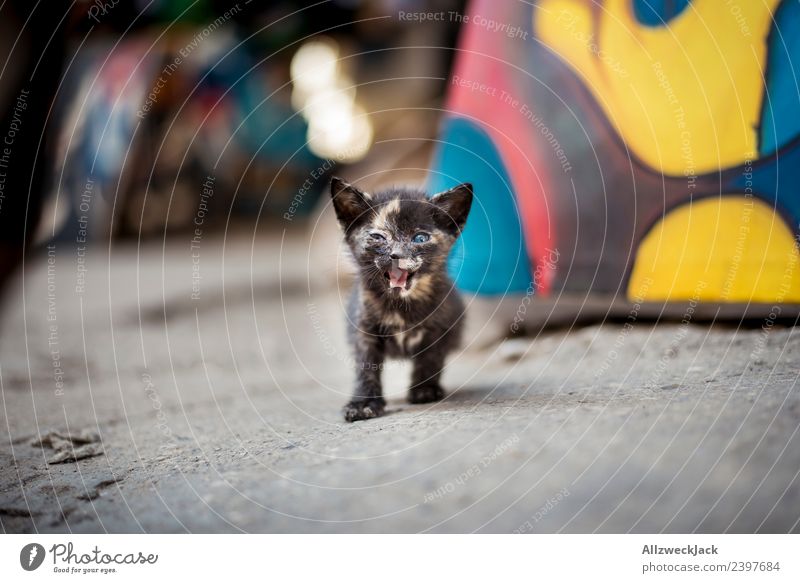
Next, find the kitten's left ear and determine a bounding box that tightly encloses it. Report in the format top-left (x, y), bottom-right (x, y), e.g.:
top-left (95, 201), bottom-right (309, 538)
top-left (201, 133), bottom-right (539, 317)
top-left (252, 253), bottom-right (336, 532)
top-left (330, 177), bottom-right (373, 232)
top-left (430, 183), bottom-right (473, 235)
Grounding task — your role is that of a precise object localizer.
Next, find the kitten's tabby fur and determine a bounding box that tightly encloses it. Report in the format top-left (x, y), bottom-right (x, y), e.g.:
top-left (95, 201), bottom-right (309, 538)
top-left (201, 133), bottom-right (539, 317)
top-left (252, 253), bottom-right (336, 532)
top-left (330, 177), bottom-right (473, 422)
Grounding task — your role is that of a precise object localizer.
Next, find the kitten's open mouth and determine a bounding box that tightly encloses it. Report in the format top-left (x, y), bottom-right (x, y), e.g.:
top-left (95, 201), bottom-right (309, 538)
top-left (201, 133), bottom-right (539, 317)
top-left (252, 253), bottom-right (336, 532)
top-left (385, 266), bottom-right (413, 290)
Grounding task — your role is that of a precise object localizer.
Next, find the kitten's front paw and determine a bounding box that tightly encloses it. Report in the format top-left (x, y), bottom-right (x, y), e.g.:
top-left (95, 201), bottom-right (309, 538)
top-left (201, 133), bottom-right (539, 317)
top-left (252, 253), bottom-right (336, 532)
top-left (343, 397), bottom-right (386, 422)
top-left (408, 384), bottom-right (445, 404)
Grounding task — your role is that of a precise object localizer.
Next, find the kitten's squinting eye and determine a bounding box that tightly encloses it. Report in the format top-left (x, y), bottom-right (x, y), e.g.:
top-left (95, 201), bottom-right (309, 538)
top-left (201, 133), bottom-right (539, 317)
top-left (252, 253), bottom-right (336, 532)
top-left (412, 232), bottom-right (431, 244)
top-left (369, 232), bottom-right (387, 242)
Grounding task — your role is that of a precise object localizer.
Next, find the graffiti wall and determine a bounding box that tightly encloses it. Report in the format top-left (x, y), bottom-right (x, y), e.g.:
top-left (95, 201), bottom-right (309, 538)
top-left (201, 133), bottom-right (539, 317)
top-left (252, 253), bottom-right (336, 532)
top-left (429, 0), bottom-right (800, 304)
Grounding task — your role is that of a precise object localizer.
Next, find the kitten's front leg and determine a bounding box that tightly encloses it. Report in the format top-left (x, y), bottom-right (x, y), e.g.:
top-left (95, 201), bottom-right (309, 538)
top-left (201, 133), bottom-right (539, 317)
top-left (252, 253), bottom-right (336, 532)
top-left (408, 346), bottom-right (446, 404)
top-left (343, 334), bottom-right (386, 422)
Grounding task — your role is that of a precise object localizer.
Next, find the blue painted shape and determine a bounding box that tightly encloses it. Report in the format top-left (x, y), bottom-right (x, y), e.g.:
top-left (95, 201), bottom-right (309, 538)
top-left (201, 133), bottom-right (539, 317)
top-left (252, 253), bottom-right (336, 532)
top-left (760, 0), bottom-right (800, 156)
top-left (633, 0), bottom-right (691, 26)
top-left (427, 116), bottom-right (532, 295)
top-left (727, 136), bottom-right (800, 229)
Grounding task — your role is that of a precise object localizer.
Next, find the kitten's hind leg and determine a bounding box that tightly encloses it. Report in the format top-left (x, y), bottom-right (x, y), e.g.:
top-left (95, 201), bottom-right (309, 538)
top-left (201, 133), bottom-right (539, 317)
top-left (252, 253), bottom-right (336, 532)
top-left (343, 336), bottom-right (386, 422)
top-left (408, 349), bottom-right (446, 404)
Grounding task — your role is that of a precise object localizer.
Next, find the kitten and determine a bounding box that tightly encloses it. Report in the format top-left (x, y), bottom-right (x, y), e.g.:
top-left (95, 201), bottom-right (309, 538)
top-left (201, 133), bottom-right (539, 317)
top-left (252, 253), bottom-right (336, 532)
top-left (330, 177), bottom-right (473, 422)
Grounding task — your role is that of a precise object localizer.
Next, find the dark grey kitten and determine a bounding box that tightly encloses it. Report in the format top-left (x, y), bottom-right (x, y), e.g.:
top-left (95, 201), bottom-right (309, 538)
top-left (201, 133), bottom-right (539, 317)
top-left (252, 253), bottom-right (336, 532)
top-left (330, 177), bottom-right (473, 422)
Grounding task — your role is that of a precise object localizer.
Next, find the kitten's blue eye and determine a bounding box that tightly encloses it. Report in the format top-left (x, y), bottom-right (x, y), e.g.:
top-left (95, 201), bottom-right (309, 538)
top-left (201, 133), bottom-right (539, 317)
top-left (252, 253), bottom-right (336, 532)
top-left (412, 232), bottom-right (430, 244)
top-left (370, 232), bottom-right (386, 242)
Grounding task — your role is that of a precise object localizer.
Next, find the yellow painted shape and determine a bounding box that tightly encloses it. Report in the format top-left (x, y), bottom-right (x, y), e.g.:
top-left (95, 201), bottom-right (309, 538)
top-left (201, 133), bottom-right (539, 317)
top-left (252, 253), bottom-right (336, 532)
top-left (535, 0), bottom-right (778, 175)
top-left (628, 197), bottom-right (800, 302)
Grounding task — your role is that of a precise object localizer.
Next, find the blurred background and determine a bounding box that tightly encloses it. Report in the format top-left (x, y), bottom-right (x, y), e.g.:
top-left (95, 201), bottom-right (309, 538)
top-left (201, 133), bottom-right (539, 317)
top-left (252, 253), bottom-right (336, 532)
top-left (2, 0), bottom-right (798, 321)
top-left (0, 0), bottom-right (462, 262)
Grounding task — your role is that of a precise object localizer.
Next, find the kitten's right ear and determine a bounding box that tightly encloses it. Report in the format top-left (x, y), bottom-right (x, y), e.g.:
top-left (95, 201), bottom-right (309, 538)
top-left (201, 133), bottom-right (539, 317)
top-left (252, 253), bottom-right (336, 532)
top-left (430, 182), bottom-right (473, 235)
top-left (330, 177), bottom-right (373, 231)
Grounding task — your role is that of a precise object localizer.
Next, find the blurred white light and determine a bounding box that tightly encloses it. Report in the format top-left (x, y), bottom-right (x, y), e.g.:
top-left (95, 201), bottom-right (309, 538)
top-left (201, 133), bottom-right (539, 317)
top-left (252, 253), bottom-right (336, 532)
top-left (301, 86), bottom-right (355, 119)
top-left (291, 37), bottom-right (373, 163)
top-left (290, 38), bottom-right (339, 93)
top-left (307, 105), bottom-right (373, 163)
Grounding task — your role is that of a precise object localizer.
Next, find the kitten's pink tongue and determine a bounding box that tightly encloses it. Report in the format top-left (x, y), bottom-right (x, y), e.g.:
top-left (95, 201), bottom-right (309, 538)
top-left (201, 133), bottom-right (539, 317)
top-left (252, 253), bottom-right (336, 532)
top-left (389, 267), bottom-right (408, 289)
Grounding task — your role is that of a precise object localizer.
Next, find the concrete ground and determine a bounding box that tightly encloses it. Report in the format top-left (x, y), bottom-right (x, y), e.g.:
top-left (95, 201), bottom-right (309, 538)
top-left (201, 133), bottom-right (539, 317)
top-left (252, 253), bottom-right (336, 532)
top-left (1, 224), bottom-right (799, 533)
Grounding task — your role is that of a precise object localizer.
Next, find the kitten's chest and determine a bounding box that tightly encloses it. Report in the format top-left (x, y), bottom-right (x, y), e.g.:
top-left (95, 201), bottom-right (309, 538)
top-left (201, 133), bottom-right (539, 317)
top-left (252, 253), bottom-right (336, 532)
top-left (378, 311), bottom-right (426, 356)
